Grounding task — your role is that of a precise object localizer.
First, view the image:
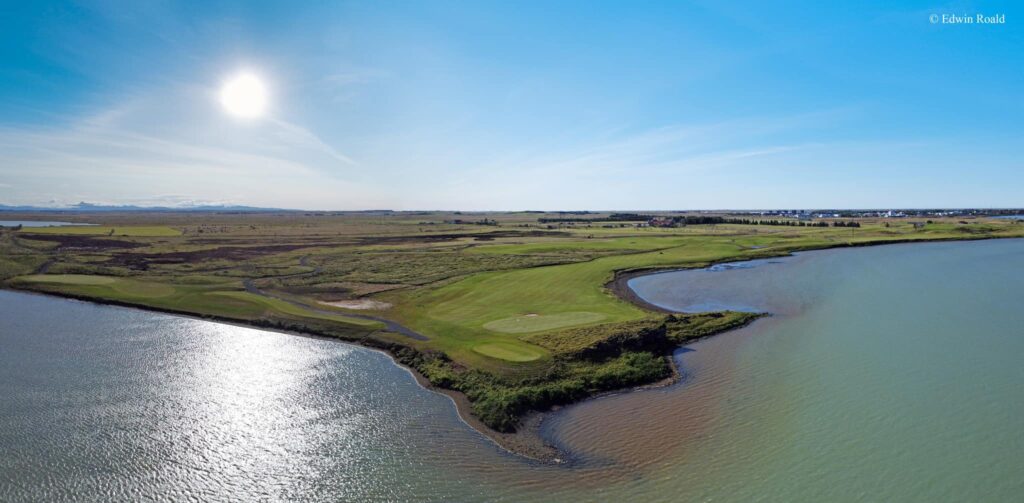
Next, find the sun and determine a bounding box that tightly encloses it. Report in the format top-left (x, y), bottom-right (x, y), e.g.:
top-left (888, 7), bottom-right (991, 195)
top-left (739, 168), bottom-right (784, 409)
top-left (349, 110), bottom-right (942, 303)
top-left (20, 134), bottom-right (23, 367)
top-left (220, 73), bottom-right (267, 118)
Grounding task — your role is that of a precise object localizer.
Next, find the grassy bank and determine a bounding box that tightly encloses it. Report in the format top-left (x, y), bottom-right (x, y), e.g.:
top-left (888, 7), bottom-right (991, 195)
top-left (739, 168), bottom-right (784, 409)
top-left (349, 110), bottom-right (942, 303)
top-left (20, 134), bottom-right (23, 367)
top-left (396, 312), bottom-right (761, 432)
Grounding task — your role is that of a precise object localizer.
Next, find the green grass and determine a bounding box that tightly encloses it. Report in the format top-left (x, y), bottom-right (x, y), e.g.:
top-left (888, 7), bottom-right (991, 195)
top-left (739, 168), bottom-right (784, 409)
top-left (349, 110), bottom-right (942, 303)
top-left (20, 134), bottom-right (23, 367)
top-left (387, 222), bottom-right (1024, 371)
top-left (5, 212), bottom-right (1024, 433)
top-left (526, 319), bottom-right (668, 355)
top-left (210, 291), bottom-right (381, 326)
top-left (0, 256), bottom-right (45, 281)
top-left (466, 236), bottom-right (691, 255)
top-left (472, 342), bottom-right (545, 362)
top-left (385, 236), bottom-right (748, 366)
top-left (11, 274), bottom-right (380, 331)
top-left (402, 314), bottom-right (761, 432)
top-left (21, 274), bottom-right (118, 285)
top-left (482, 311), bottom-right (607, 333)
top-left (22, 225), bottom-right (181, 237)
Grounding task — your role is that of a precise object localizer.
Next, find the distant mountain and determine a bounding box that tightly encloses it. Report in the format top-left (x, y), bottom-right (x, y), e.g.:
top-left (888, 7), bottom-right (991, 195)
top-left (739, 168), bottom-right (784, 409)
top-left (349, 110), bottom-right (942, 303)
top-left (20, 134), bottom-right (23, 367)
top-left (0, 202), bottom-right (290, 213)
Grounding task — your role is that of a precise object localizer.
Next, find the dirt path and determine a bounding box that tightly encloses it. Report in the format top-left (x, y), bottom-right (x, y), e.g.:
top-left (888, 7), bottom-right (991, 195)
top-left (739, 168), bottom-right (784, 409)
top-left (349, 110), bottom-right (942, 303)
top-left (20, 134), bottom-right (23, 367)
top-left (4, 234), bottom-right (56, 275)
top-left (34, 259), bottom-right (54, 275)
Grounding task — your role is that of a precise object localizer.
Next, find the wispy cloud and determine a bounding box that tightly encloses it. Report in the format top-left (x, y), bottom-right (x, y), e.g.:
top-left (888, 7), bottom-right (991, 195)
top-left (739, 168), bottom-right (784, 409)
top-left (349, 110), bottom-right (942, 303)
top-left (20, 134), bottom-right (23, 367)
top-left (269, 118), bottom-right (357, 166)
top-left (459, 107), bottom-right (859, 183)
top-left (0, 81), bottom-right (370, 208)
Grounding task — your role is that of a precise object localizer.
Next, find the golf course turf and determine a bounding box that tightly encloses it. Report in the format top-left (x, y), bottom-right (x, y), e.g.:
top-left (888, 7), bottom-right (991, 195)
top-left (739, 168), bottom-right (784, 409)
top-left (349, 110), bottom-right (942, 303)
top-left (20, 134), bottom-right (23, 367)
top-left (3, 211), bottom-right (1023, 459)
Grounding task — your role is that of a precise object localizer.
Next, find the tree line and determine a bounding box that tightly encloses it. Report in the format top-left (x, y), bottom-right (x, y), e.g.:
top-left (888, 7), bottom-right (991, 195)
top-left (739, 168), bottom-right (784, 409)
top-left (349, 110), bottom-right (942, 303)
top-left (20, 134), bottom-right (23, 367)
top-left (537, 214), bottom-right (862, 228)
top-left (667, 216), bottom-right (861, 228)
top-left (538, 213), bottom-right (651, 223)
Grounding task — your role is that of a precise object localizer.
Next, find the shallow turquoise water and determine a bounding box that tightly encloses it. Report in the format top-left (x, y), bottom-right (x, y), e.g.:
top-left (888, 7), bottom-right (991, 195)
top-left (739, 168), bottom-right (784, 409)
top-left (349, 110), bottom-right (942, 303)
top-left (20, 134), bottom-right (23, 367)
top-left (3, 239), bottom-right (1024, 501)
top-left (609, 238), bottom-right (1024, 500)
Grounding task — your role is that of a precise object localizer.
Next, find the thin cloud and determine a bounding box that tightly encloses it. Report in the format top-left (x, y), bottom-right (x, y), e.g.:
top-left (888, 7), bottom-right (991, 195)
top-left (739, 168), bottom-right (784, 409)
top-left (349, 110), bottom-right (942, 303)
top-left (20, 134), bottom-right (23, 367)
top-left (269, 118), bottom-right (358, 166)
top-left (462, 108), bottom-right (860, 182)
top-left (0, 87), bottom-right (370, 208)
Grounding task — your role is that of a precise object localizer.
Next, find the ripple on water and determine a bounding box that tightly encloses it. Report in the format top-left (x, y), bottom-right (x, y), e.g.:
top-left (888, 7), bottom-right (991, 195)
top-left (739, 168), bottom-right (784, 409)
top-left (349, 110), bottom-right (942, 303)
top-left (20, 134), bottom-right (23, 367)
top-left (5, 239), bottom-right (1024, 501)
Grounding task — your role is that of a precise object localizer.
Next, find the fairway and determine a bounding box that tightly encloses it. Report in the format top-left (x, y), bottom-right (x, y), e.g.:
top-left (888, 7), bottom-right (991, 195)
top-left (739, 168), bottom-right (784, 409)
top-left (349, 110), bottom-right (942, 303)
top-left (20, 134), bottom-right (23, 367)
top-left (18, 274), bottom-right (179, 298)
top-left (13, 274), bottom-right (381, 330)
top-left (19, 274), bottom-right (117, 285)
top-left (472, 342), bottom-right (545, 362)
top-left (210, 291), bottom-right (382, 326)
top-left (6, 210), bottom-right (1024, 436)
top-left (15, 275), bottom-right (203, 306)
top-left (483, 311), bottom-right (607, 333)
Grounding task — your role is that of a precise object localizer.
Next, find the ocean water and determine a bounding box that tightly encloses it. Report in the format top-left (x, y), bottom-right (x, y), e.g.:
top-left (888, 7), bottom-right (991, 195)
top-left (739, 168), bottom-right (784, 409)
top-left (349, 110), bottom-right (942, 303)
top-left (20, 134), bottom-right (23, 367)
top-left (3, 239), bottom-right (1024, 501)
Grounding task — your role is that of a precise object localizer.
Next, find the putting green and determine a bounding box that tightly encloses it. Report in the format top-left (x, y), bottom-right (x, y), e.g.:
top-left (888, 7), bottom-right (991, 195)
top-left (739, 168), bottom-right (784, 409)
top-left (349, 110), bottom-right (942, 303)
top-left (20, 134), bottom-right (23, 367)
top-left (472, 342), bottom-right (544, 362)
top-left (482, 311), bottom-right (607, 334)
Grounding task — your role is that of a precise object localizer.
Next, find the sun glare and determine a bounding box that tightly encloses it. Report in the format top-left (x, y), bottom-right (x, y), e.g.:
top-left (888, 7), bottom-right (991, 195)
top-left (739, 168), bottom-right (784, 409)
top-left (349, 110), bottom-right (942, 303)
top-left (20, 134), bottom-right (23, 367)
top-left (220, 73), bottom-right (267, 118)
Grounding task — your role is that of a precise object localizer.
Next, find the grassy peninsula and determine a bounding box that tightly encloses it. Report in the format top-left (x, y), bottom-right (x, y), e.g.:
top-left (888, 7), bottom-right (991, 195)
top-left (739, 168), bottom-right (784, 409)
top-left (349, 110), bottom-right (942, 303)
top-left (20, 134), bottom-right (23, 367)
top-left (3, 211), bottom-right (1022, 458)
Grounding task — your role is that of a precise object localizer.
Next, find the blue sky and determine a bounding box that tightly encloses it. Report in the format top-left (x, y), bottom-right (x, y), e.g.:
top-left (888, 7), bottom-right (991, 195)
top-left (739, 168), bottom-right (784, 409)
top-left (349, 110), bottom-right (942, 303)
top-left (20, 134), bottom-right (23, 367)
top-left (1, 1), bottom-right (1021, 210)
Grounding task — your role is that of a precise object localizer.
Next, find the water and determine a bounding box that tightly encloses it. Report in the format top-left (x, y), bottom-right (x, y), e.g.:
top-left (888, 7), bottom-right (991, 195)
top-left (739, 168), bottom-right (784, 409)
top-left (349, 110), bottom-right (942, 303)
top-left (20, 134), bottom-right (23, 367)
top-left (0, 291), bottom-right (545, 502)
top-left (0, 220), bottom-right (94, 227)
top-left (3, 239), bottom-right (1024, 501)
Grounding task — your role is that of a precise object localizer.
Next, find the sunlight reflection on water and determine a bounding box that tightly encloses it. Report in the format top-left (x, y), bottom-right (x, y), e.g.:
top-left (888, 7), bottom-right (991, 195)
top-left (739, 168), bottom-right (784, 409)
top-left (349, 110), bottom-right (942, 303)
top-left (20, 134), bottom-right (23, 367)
top-left (6, 239), bottom-right (1024, 501)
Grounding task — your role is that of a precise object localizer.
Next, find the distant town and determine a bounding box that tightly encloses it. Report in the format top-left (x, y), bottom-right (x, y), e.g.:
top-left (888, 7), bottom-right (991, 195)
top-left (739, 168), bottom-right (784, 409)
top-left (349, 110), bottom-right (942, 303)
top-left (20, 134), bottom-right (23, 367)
top-left (729, 209), bottom-right (1024, 219)
top-left (510, 209), bottom-right (1024, 230)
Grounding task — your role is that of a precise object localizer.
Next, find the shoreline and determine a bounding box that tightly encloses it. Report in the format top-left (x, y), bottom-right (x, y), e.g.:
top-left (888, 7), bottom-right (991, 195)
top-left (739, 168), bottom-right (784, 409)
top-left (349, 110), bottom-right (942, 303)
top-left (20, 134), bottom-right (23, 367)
top-left (6, 235), bottom-right (1020, 463)
top-left (604, 234), bottom-right (1021, 315)
top-left (0, 280), bottom-right (734, 464)
top-left (0, 286), bottom-right (568, 462)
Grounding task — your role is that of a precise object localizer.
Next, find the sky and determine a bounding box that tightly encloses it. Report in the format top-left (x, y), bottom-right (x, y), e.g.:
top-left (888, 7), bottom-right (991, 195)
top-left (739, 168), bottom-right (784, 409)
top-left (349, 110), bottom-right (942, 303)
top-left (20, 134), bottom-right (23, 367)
top-left (0, 1), bottom-right (1022, 210)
